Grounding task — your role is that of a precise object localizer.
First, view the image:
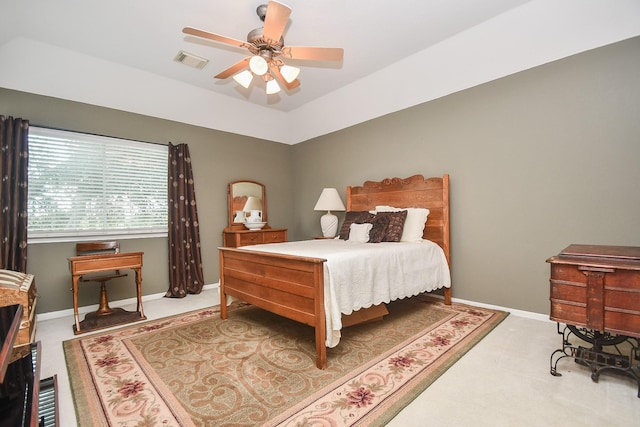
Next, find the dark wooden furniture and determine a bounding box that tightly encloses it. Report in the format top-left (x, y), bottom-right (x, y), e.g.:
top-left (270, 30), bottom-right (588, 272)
top-left (219, 174), bottom-right (451, 369)
top-left (0, 304), bottom-right (22, 383)
top-left (547, 244), bottom-right (640, 396)
top-left (0, 304), bottom-right (58, 426)
top-left (68, 250), bottom-right (145, 334)
top-left (548, 244), bottom-right (640, 336)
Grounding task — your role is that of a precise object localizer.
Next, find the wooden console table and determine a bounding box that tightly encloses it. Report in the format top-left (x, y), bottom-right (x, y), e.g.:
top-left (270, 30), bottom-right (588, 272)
top-left (68, 252), bottom-right (145, 334)
top-left (547, 244), bottom-right (640, 397)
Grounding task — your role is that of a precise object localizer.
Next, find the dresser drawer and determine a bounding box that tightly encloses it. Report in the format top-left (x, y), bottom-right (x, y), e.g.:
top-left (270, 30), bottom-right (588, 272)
top-left (262, 229), bottom-right (287, 244)
top-left (223, 228), bottom-right (288, 248)
top-left (237, 232), bottom-right (264, 246)
top-left (548, 245), bottom-right (640, 338)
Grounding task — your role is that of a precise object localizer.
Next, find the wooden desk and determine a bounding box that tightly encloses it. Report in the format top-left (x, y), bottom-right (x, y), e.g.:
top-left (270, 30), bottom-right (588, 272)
top-left (68, 252), bottom-right (145, 334)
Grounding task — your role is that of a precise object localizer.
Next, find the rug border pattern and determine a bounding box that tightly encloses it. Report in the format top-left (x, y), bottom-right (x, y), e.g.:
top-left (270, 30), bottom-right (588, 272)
top-left (63, 299), bottom-right (507, 426)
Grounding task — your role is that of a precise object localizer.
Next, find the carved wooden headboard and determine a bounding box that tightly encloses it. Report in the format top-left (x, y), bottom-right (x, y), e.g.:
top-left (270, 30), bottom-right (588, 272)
top-left (346, 174), bottom-right (450, 264)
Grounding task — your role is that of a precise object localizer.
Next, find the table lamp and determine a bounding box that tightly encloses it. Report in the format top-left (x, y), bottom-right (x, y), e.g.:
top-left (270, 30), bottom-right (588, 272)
top-left (313, 188), bottom-right (345, 238)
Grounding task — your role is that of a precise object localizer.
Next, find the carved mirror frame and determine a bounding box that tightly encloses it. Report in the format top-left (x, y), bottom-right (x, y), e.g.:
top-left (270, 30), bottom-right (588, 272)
top-left (226, 180), bottom-right (268, 230)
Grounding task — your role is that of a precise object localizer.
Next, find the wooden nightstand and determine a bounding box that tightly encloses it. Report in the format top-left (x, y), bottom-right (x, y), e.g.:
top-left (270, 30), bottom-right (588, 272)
top-left (223, 227), bottom-right (288, 248)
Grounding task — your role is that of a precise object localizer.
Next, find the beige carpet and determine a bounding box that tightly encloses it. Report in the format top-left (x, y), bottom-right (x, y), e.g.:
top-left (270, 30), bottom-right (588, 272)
top-left (64, 295), bottom-right (507, 426)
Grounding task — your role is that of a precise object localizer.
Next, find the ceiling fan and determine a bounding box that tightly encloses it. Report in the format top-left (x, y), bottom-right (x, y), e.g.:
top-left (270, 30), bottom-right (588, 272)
top-left (182, 0), bottom-right (344, 95)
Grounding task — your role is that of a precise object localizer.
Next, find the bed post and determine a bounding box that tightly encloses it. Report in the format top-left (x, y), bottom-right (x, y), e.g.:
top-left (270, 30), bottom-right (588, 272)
top-left (219, 249), bottom-right (228, 319)
top-left (443, 173), bottom-right (451, 305)
top-left (314, 262), bottom-right (327, 369)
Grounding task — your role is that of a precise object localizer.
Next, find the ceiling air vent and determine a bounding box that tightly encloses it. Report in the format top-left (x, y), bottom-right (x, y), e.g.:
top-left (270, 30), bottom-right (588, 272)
top-left (174, 50), bottom-right (209, 69)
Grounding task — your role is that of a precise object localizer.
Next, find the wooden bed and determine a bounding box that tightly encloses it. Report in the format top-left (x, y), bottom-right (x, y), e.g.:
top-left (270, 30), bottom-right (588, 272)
top-left (218, 174), bottom-right (450, 369)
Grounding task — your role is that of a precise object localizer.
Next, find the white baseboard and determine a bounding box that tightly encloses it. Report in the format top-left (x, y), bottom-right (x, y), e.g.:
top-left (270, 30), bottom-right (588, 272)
top-left (36, 283), bottom-right (549, 323)
top-left (451, 297), bottom-right (551, 323)
top-left (36, 282), bottom-right (221, 322)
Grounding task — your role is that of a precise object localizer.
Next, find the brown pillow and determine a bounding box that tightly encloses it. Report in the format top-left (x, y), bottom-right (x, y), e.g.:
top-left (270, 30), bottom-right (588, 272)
top-left (339, 211), bottom-right (374, 240)
top-left (366, 214), bottom-right (390, 243)
top-left (375, 210), bottom-right (407, 242)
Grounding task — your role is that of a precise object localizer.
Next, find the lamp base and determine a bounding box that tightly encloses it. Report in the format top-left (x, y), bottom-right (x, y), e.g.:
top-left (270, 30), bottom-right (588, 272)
top-left (320, 212), bottom-right (338, 238)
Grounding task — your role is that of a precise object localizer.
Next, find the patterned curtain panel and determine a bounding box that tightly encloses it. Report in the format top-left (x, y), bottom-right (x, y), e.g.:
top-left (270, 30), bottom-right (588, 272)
top-left (166, 142), bottom-right (205, 297)
top-left (0, 116), bottom-right (29, 272)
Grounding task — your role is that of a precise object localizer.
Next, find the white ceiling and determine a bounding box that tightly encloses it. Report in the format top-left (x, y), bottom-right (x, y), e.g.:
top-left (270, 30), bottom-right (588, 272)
top-left (1, 0), bottom-right (639, 144)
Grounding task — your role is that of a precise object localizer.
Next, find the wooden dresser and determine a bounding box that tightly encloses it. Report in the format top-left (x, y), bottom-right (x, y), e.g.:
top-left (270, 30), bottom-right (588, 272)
top-left (547, 244), bottom-right (640, 396)
top-left (547, 244), bottom-right (640, 337)
top-left (223, 227), bottom-right (287, 248)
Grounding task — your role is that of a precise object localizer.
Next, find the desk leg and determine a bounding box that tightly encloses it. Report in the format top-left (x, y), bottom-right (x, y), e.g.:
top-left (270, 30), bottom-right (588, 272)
top-left (135, 267), bottom-right (145, 319)
top-left (72, 275), bottom-right (81, 333)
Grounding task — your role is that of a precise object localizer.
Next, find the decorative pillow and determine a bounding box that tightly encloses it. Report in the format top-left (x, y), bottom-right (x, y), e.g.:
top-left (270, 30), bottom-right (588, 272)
top-left (366, 214), bottom-right (390, 243)
top-left (339, 211), bottom-right (374, 240)
top-left (348, 223), bottom-right (373, 243)
top-left (375, 205), bottom-right (429, 242)
top-left (374, 210), bottom-right (407, 242)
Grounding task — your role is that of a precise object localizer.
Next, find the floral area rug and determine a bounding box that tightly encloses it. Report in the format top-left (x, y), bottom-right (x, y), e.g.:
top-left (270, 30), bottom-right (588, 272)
top-left (64, 295), bottom-right (507, 426)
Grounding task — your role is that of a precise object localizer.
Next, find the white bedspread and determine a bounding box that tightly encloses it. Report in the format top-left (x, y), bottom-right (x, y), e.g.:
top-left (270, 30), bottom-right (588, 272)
top-left (240, 239), bottom-right (451, 348)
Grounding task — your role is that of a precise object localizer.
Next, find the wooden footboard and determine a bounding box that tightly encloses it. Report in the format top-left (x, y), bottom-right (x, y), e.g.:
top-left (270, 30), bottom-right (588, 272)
top-left (219, 247), bottom-right (328, 368)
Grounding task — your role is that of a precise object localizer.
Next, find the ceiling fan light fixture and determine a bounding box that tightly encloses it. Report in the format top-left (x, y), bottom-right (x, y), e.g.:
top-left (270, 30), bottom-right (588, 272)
top-left (249, 55), bottom-right (268, 76)
top-left (266, 78), bottom-right (281, 95)
top-left (233, 70), bottom-right (253, 88)
top-left (279, 64), bottom-right (300, 83)
top-left (184, 1), bottom-right (344, 97)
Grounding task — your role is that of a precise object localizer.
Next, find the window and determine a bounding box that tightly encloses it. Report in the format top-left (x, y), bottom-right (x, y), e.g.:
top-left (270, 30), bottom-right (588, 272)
top-left (28, 127), bottom-right (168, 243)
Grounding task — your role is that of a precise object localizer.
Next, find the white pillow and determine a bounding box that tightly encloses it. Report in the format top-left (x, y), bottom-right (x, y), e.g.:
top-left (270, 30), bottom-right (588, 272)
top-left (348, 222), bottom-right (373, 243)
top-left (375, 205), bottom-right (429, 242)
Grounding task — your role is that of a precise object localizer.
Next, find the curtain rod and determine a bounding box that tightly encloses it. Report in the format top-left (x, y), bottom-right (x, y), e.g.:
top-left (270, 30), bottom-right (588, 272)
top-left (30, 123), bottom-right (168, 148)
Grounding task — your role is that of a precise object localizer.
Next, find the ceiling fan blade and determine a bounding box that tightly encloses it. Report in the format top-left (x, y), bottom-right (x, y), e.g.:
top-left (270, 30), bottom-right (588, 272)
top-left (214, 58), bottom-right (250, 79)
top-left (262, 1), bottom-right (291, 42)
top-left (281, 46), bottom-right (344, 62)
top-left (270, 63), bottom-right (300, 90)
top-left (183, 26), bottom-right (249, 49)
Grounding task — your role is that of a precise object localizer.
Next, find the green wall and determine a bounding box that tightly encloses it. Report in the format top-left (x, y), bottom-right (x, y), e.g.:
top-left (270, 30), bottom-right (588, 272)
top-left (292, 37), bottom-right (640, 314)
top-left (2, 36), bottom-right (639, 316)
top-left (0, 90), bottom-right (293, 313)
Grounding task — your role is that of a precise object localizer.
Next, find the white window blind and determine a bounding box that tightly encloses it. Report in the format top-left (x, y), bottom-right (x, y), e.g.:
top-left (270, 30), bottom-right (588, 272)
top-left (28, 127), bottom-right (168, 243)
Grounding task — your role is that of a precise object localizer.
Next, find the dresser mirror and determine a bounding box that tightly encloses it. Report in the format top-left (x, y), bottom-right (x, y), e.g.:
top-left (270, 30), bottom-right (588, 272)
top-left (227, 180), bottom-right (268, 230)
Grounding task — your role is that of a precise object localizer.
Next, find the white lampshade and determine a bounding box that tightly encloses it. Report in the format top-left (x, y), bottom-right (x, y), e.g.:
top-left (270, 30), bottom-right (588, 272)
top-left (249, 55), bottom-right (268, 76)
top-left (280, 64), bottom-right (300, 83)
top-left (243, 196), bottom-right (262, 212)
top-left (266, 78), bottom-right (281, 94)
top-left (314, 188), bottom-right (345, 238)
top-left (233, 70), bottom-right (253, 88)
top-left (314, 188), bottom-right (345, 211)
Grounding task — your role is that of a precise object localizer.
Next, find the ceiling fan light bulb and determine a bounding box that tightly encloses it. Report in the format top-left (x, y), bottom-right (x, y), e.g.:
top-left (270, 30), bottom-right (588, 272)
top-left (280, 65), bottom-right (300, 83)
top-left (233, 70), bottom-right (253, 88)
top-left (249, 55), bottom-right (268, 76)
top-left (266, 79), bottom-right (281, 95)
